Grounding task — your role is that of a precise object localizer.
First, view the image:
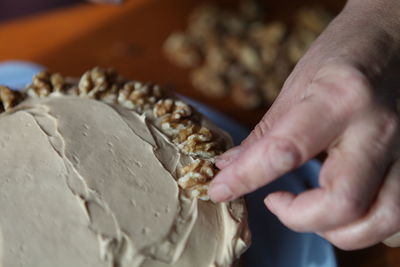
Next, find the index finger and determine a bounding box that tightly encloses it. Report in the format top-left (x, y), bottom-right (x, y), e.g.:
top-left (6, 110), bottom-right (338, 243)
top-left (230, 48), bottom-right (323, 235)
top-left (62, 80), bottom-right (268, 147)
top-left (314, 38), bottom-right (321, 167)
top-left (209, 91), bottom-right (344, 202)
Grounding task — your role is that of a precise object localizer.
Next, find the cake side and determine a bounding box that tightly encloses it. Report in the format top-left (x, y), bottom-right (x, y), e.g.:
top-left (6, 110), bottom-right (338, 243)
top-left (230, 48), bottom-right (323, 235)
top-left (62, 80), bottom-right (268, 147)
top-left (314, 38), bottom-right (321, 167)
top-left (0, 68), bottom-right (250, 267)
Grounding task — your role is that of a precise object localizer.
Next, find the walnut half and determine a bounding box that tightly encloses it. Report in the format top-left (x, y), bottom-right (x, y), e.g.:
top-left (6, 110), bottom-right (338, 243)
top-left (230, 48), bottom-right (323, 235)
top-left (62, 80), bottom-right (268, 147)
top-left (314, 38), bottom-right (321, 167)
top-left (79, 67), bottom-right (125, 102)
top-left (117, 81), bottom-right (162, 113)
top-left (26, 71), bottom-right (68, 98)
top-left (178, 159), bottom-right (218, 200)
top-left (0, 86), bottom-right (24, 112)
top-left (173, 125), bottom-right (220, 158)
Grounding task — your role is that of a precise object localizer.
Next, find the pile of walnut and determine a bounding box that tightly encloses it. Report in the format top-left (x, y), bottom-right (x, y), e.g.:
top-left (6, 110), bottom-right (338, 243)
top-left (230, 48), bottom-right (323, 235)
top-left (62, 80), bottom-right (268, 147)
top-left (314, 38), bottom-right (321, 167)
top-left (0, 67), bottom-right (223, 201)
top-left (163, 1), bottom-right (332, 109)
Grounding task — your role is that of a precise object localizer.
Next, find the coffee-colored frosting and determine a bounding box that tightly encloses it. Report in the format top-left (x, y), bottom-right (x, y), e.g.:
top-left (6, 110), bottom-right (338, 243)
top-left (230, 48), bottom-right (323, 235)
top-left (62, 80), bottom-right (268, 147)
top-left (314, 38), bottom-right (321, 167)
top-left (0, 97), bottom-right (249, 267)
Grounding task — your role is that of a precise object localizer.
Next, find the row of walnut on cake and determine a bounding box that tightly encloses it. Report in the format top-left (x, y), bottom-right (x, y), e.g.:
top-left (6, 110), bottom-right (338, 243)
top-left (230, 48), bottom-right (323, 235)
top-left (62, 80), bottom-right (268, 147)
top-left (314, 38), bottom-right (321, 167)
top-left (163, 0), bottom-right (333, 109)
top-left (0, 67), bottom-right (227, 201)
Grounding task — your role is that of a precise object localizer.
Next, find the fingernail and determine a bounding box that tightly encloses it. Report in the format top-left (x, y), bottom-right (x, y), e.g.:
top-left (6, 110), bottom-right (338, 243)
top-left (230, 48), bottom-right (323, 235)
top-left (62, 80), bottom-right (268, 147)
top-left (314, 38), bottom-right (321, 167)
top-left (264, 194), bottom-right (275, 212)
top-left (208, 183), bottom-right (234, 203)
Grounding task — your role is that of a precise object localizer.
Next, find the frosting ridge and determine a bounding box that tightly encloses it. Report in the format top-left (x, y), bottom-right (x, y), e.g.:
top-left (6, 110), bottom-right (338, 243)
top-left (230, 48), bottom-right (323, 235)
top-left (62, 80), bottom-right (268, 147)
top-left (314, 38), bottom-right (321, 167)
top-left (0, 97), bottom-right (249, 267)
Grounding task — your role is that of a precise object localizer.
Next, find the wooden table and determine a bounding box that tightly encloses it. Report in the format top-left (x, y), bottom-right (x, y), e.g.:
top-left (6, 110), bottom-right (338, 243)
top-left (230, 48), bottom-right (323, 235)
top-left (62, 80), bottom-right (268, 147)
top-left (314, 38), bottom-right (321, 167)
top-left (0, 0), bottom-right (399, 266)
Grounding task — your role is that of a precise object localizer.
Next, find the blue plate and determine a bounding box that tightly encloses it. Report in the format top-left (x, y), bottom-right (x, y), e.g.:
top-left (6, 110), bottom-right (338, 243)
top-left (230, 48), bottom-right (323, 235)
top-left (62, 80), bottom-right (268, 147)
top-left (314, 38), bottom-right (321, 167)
top-left (0, 61), bottom-right (337, 267)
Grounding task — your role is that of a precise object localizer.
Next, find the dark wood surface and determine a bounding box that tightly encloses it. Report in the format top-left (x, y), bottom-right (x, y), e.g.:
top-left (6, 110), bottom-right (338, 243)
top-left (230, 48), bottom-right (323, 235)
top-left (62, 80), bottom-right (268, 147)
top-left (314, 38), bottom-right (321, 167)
top-left (0, 0), bottom-right (399, 266)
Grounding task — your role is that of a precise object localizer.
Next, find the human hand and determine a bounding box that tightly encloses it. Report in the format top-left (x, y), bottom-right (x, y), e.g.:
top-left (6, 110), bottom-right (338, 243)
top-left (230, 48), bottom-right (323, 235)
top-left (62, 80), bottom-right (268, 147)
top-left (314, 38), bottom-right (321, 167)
top-left (209, 0), bottom-right (400, 250)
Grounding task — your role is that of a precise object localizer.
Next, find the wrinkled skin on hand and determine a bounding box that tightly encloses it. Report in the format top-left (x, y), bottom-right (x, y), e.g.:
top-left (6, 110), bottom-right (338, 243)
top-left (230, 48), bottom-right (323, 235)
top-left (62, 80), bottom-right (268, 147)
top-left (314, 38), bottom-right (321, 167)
top-left (209, 0), bottom-right (400, 250)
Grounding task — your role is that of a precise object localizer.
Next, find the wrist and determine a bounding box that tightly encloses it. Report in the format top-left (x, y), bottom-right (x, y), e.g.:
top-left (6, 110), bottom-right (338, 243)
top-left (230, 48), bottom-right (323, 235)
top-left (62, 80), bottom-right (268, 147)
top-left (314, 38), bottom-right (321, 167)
top-left (325, 0), bottom-right (400, 81)
top-left (345, 0), bottom-right (400, 48)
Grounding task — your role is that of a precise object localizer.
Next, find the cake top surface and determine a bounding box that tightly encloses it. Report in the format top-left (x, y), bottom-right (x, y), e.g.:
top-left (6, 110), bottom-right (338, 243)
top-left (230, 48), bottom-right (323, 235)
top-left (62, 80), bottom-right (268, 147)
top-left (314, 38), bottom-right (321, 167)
top-left (0, 68), bottom-right (250, 267)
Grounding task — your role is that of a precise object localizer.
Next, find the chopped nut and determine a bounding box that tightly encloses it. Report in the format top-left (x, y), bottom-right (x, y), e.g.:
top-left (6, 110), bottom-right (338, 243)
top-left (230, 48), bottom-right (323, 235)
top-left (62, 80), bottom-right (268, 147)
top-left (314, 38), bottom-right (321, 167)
top-left (173, 125), bottom-right (219, 157)
top-left (190, 184), bottom-right (210, 201)
top-left (117, 81), bottom-right (162, 113)
top-left (296, 7), bottom-right (332, 34)
top-left (26, 71), bottom-right (67, 97)
top-left (187, 5), bottom-right (220, 41)
top-left (178, 159), bottom-right (218, 200)
top-left (163, 32), bottom-right (202, 68)
top-left (204, 45), bottom-right (232, 73)
top-left (259, 45), bottom-right (280, 68)
top-left (190, 67), bottom-right (228, 98)
top-left (231, 73), bottom-right (263, 109)
top-left (79, 67), bottom-right (124, 100)
top-left (220, 10), bottom-right (246, 36)
top-left (160, 117), bottom-right (194, 133)
top-left (237, 43), bottom-right (262, 73)
top-left (174, 125), bottom-right (212, 143)
top-left (155, 99), bottom-right (194, 133)
top-left (261, 77), bottom-right (282, 103)
top-left (0, 86), bottom-right (23, 112)
top-left (286, 28), bottom-right (318, 64)
top-left (239, 0), bottom-right (265, 21)
top-left (249, 22), bottom-right (287, 46)
top-left (163, 2), bottom-right (333, 110)
top-left (154, 99), bottom-right (192, 119)
top-left (154, 99), bottom-right (174, 117)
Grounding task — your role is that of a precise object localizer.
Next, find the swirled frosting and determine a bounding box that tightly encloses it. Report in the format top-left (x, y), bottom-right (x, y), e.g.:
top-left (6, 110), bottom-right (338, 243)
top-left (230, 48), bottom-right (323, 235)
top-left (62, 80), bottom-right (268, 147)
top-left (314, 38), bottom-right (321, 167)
top-left (0, 96), bottom-right (249, 267)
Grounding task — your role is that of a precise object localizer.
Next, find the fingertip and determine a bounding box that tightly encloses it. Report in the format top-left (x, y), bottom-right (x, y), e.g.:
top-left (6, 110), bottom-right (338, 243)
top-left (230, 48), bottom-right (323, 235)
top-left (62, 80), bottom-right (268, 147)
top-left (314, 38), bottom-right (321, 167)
top-left (215, 157), bottom-right (230, 169)
top-left (208, 183), bottom-right (235, 203)
top-left (264, 191), bottom-right (295, 214)
top-left (215, 146), bottom-right (243, 169)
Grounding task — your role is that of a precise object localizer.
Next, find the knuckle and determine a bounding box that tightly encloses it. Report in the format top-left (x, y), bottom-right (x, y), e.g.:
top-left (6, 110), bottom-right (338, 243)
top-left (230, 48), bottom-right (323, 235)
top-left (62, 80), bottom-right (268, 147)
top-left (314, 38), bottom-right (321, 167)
top-left (380, 109), bottom-right (399, 138)
top-left (332, 185), bottom-right (367, 220)
top-left (382, 203), bottom-right (400, 232)
top-left (267, 137), bottom-right (302, 171)
top-left (366, 109), bottom-right (399, 155)
top-left (252, 120), bottom-right (271, 141)
top-left (312, 65), bottom-right (373, 116)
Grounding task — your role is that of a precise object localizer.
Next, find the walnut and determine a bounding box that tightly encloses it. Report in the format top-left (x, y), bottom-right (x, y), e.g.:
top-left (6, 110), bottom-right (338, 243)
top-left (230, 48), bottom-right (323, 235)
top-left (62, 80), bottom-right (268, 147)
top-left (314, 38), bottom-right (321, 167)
top-left (190, 67), bottom-right (228, 98)
top-left (154, 99), bottom-right (174, 117)
top-left (295, 7), bottom-right (332, 34)
top-left (0, 86), bottom-right (23, 112)
top-left (230, 73), bottom-right (263, 109)
top-left (231, 86), bottom-right (262, 110)
top-left (178, 159), bottom-right (218, 200)
top-left (187, 5), bottom-right (220, 41)
top-left (261, 56), bottom-right (291, 102)
top-left (155, 99), bottom-right (194, 132)
top-left (286, 28), bottom-right (318, 64)
top-left (173, 125), bottom-right (219, 157)
top-left (189, 184), bottom-right (210, 200)
top-left (154, 99), bottom-right (192, 119)
top-left (237, 43), bottom-right (262, 73)
top-left (163, 1), bottom-right (333, 110)
top-left (204, 44), bottom-right (232, 73)
top-left (239, 0), bottom-right (265, 21)
top-left (26, 71), bottom-right (67, 97)
top-left (249, 22), bottom-right (287, 46)
top-left (160, 115), bottom-right (194, 134)
top-left (79, 67), bottom-right (124, 101)
top-left (163, 32), bottom-right (202, 68)
top-left (117, 81), bottom-right (162, 113)
top-left (261, 77), bottom-right (282, 103)
top-left (220, 10), bottom-right (246, 36)
top-left (259, 45), bottom-right (280, 68)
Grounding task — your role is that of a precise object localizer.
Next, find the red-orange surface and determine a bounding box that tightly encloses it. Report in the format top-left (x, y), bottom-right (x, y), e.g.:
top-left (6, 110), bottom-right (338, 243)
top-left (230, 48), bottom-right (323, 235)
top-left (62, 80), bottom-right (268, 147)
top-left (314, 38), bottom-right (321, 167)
top-left (0, 0), bottom-right (399, 266)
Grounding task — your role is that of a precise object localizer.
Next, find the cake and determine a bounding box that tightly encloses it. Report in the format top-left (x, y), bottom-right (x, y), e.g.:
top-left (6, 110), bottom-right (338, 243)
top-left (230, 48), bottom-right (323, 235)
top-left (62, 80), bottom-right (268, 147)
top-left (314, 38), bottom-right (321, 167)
top-left (0, 68), bottom-right (250, 267)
